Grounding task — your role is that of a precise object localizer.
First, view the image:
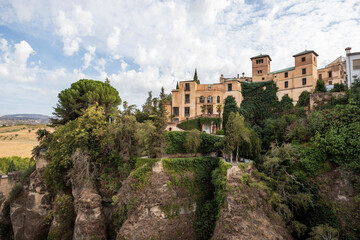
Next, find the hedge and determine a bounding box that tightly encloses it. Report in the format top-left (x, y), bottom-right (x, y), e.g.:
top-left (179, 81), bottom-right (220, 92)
top-left (177, 117), bottom-right (222, 131)
top-left (165, 131), bottom-right (222, 154)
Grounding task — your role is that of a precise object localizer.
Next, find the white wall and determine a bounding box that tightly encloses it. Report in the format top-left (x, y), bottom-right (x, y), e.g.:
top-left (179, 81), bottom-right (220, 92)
top-left (346, 53), bottom-right (360, 88)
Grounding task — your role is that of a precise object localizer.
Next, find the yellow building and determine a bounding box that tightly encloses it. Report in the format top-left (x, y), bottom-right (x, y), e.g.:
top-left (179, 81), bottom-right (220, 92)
top-left (251, 50), bottom-right (319, 103)
top-left (169, 74), bottom-right (251, 130)
top-left (167, 50), bottom-right (346, 131)
top-left (317, 56), bottom-right (346, 86)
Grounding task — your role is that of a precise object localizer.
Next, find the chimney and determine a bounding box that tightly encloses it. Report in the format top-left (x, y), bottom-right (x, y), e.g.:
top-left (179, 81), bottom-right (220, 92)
top-left (345, 47), bottom-right (352, 55)
top-left (242, 72), bottom-right (245, 77)
top-left (237, 74), bottom-right (239, 78)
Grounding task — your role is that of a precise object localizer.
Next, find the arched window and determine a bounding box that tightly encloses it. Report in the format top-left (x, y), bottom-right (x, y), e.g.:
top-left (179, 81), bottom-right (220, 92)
top-left (207, 96), bottom-right (213, 103)
top-left (200, 96), bottom-right (205, 103)
top-left (217, 96), bottom-right (220, 103)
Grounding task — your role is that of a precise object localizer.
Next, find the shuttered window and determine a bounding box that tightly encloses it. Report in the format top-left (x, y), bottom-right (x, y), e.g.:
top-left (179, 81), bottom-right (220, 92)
top-left (353, 59), bottom-right (360, 70)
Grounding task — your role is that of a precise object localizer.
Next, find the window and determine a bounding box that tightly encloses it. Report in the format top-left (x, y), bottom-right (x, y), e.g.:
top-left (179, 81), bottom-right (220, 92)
top-left (217, 96), bottom-right (220, 103)
top-left (208, 85), bottom-right (211, 90)
top-left (284, 72), bottom-right (288, 78)
top-left (353, 59), bottom-right (360, 70)
top-left (207, 96), bottom-right (213, 103)
top-left (256, 59), bottom-right (264, 64)
top-left (285, 81), bottom-right (288, 88)
top-left (302, 78), bottom-right (306, 85)
top-left (302, 68), bottom-right (306, 74)
top-left (185, 94), bottom-right (190, 103)
top-left (228, 83), bottom-right (232, 91)
top-left (319, 74), bottom-right (322, 80)
top-left (208, 106), bottom-right (213, 115)
top-left (329, 80), bottom-right (332, 85)
top-left (257, 70), bottom-right (262, 74)
top-left (173, 107), bottom-right (179, 116)
top-left (185, 83), bottom-right (190, 91)
top-left (262, 77), bottom-right (265, 80)
top-left (328, 71), bottom-right (332, 78)
top-left (301, 57), bottom-right (306, 62)
top-left (174, 118), bottom-right (179, 123)
top-left (184, 107), bottom-right (190, 116)
top-left (199, 96), bottom-right (205, 103)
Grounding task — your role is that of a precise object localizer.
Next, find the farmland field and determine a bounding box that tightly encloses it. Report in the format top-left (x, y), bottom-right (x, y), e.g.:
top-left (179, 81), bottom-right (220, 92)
top-left (0, 124), bottom-right (53, 157)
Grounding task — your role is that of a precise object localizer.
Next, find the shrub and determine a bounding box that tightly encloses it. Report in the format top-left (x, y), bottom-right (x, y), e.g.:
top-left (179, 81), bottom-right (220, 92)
top-left (183, 129), bottom-right (202, 155)
top-left (215, 130), bottom-right (224, 135)
top-left (165, 131), bottom-right (222, 154)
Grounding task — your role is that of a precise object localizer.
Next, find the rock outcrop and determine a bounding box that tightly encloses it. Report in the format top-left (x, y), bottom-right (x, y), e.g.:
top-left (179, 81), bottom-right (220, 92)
top-left (70, 151), bottom-right (106, 240)
top-left (10, 168), bottom-right (52, 240)
top-left (212, 164), bottom-right (292, 240)
top-left (116, 161), bottom-right (197, 240)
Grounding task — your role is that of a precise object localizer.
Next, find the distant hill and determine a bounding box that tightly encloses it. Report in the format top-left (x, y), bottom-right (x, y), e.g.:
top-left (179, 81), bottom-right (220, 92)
top-left (0, 114), bottom-right (51, 125)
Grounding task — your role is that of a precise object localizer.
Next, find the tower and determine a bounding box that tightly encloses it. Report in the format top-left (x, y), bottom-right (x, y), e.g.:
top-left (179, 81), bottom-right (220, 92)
top-left (250, 54), bottom-right (271, 82)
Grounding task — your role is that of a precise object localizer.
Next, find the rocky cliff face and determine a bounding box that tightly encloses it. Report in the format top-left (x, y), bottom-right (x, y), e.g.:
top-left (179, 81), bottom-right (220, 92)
top-left (10, 168), bottom-right (52, 240)
top-left (116, 161), bottom-right (198, 240)
top-left (212, 164), bottom-right (292, 240)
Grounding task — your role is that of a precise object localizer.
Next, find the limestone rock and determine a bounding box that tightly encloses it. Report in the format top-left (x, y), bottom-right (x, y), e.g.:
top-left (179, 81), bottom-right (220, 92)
top-left (10, 168), bottom-right (52, 240)
top-left (211, 165), bottom-right (292, 240)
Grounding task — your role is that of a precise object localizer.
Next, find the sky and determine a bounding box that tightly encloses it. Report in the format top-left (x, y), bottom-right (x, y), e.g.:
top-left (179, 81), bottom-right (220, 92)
top-left (0, 0), bottom-right (360, 116)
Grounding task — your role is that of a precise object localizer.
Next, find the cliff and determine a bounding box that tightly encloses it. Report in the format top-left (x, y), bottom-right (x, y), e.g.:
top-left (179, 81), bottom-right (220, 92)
top-left (212, 163), bottom-right (292, 240)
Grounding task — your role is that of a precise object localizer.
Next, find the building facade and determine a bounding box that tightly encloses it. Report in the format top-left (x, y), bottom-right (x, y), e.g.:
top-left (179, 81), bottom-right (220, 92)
top-left (251, 50), bottom-right (319, 103)
top-left (170, 75), bottom-right (251, 123)
top-left (345, 47), bottom-right (360, 88)
top-left (167, 49), bottom-right (347, 128)
top-left (318, 56), bottom-right (346, 88)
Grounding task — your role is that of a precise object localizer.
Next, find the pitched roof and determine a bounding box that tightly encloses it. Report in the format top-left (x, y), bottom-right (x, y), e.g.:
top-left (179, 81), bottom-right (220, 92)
top-left (292, 50), bottom-right (318, 57)
top-left (269, 67), bottom-right (295, 74)
top-left (250, 54), bottom-right (272, 61)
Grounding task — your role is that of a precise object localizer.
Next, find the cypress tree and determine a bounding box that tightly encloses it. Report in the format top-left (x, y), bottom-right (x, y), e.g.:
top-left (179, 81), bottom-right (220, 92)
top-left (222, 96), bottom-right (238, 131)
top-left (194, 69), bottom-right (200, 84)
top-left (176, 81), bottom-right (179, 89)
top-left (149, 87), bottom-right (168, 157)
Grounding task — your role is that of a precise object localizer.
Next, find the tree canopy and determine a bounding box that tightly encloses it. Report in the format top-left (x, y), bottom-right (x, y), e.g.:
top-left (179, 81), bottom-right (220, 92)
top-left (222, 96), bottom-right (238, 131)
top-left (51, 79), bottom-right (121, 125)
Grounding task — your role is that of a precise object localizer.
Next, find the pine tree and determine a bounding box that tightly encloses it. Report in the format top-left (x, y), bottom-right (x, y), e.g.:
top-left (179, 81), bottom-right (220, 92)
top-left (176, 81), bottom-right (179, 89)
top-left (51, 79), bottom-right (121, 125)
top-left (142, 91), bottom-right (153, 114)
top-left (149, 87), bottom-right (168, 158)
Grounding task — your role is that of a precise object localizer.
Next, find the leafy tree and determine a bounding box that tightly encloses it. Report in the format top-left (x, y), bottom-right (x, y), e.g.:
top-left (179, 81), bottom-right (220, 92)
top-left (149, 87), bottom-right (168, 158)
top-left (134, 110), bottom-right (150, 123)
top-left (165, 94), bottom-right (172, 102)
top-left (222, 96), bottom-right (238, 131)
top-left (314, 79), bottom-right (327, 93)
top-left (6, 161), bottom-right (17, 173)
top-left (136, 120), bottom-right (156, 157)
top-left (142, 91), bottom-right (153, 114)
top-left (348, 76), bottom-right (360, 105)
top-left (224, 112), bottom-right (250, 162)
top-left (330, 83), bottom-right (346, 92)
top-left (280, 94), bottom-right (294, 112)
top-left (239, 81), bottom-right (280, 127)
top-left (122, 101), bottom-right (137, 116)
top-left (51, 79), bottom-right (121, 125)
top-left (296, 91), bottom-right (310, 107)
top-left (308, 224), bottom-right (339, 240)
top-left (183, 129), bottom-right (202, 156)
top-left (194, 68), bottom-right (199, 84)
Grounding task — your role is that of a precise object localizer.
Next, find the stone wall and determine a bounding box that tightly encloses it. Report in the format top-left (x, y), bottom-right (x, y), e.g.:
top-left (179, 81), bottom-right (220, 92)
top-left (310, 92), bottom-right (345, 110)
top-left (0, 171), bottom-right (22, 198)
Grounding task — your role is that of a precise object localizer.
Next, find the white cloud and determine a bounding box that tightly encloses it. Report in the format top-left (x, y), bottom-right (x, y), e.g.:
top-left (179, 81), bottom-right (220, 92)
top-left (55, 6), bottom-right (93, 56)
top-left (82, 45), bottom-right (96, 69)
top-left (107, 27), bottom-right (121, 50)
top-left (1, 0), bottom-right (360, 115)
